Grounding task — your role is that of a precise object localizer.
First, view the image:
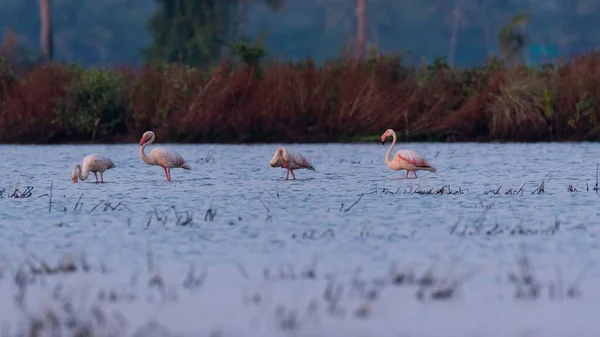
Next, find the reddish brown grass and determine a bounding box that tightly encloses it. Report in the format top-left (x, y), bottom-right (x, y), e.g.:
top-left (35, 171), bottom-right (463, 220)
top-left (0, 52), bottom-right (599, 144)
top-left (0, 64), bottom-right (76, 143)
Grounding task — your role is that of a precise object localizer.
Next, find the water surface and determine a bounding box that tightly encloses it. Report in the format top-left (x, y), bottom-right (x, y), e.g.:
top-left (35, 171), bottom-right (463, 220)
top-left (0, 143), bottom-right (599, 336)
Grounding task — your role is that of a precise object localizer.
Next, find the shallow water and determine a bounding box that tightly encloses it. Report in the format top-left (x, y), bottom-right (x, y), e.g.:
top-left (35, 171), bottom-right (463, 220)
top-left (1, 142), bottom-right (600, 336)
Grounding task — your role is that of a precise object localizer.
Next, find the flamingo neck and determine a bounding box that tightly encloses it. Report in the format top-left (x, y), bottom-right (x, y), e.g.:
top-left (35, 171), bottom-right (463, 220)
top-left (385, 132), bottom-right (397, 167)
top-left (140, 135), bottom-right (156, 165)
top-left (76, 165), bottom-right (89, 181)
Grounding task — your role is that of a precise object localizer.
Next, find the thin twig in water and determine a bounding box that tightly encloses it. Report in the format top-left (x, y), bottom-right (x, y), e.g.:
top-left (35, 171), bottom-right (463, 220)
top-left (204, 207), bottom-right (217, 221)
top-left (89, 200), bottom-right (132, 213)
top-left (8, 186), bottom-right (34, 198)
top-left (49, 182), bottom-right (53, 213)
top-left (343, 193), bottom-right (364, 212)
top-left (73, 193), bottom-right (84, 212)
top-left (449, 217), bottom-right (463, 234)
top-left (170, 205), bottom-right (194, 226)
top-left (531, 181), bottom-right (545, 194)
top-left (595, 165), bottom-right (600, 193)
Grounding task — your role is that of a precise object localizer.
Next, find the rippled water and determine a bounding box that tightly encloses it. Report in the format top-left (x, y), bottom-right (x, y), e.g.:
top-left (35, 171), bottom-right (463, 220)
top-left (1, 142), bottom-right (600, 336)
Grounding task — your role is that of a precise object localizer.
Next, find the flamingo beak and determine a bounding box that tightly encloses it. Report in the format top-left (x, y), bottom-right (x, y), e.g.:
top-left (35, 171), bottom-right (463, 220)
top-left (381, 134), bottom-right (387, 145)
top-left (140, 136), bottom-right (146, 145)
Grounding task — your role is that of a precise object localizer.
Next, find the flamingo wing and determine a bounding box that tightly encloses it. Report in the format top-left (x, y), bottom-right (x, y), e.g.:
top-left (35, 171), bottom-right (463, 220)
top-left (151, 147), bottom-right (187, 168)
top-left (394, 149), bottom-right (432, 168)
top-left (84, 154), bottom-right (114, 171)
top-left (97, 155), bottom-right (115, 169)
top-left (286, 150), bottom-right (315, 170)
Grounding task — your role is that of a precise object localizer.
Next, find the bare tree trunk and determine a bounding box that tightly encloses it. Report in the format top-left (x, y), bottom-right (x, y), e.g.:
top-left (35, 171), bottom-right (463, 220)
top-left (39, 0), bottom-right (53, 61)
top-left (355, 0), bottom-right (366, 59)
top-left (448, 6), bottom-right (461, 67)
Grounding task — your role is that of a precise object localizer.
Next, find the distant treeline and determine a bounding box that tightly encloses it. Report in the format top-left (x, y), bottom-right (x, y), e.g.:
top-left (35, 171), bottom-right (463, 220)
top-left (0, 50), bottom-right (599, 144)
top-left (0, 0), bottom-right (599, 68)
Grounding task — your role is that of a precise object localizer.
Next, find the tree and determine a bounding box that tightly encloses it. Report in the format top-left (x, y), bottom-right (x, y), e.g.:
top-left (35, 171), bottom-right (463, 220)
top-left (355, 0), bottom-right (366, 59)
top-left (144, 0), bottom-right (282, 68)
top-left (39, 0), bottom-right (53, 60)
top-left (498, 13), bottom-right (530, 64)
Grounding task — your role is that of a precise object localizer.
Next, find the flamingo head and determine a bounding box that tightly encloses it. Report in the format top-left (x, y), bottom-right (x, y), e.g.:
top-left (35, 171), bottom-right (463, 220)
top-left (381, 129), bottom-right (395, 145)
top-left (140, 131), bottom-right (154, 145)
top-left (71, 165), bottom-right (79, 183)
top-left (269, 147), bottom-right (285, 167)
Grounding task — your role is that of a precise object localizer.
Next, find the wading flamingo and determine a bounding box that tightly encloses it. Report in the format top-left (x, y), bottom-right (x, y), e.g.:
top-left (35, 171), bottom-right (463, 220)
top-left (269, 147), bottom-right (315, 180)
top-left (381, 129), bottom-right (437, 179)
top-left (139, 131), bottom-right (191, 182)
top-left (71, 154), bottom-right (115, 183)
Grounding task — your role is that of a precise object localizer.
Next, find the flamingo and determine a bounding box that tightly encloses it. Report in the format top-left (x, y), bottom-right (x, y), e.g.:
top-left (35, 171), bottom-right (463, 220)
top-left (269, 146), bottom-right (315, 180)
top-left (381, 129), bottom-right (437, 178)
top-left (71, 154), bottom-right (115, 183)
top-left (139, 131), bottom-right (191, 182)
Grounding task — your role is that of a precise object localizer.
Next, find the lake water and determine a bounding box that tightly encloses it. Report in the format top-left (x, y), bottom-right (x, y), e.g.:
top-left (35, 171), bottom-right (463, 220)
top-left (1, 142), bottom-right (600, 337)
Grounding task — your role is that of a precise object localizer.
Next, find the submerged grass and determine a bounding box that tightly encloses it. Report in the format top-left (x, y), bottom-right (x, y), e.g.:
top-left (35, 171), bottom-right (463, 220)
top-left (0, 180), bottom-right (596, 334)
top-left (0, 51), bottom-right (599, 144)
top-left (0, 249), bottom-right (588, 336)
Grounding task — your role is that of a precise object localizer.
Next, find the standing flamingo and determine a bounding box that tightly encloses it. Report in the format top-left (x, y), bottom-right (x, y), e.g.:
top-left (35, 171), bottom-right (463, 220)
top-left (139, 131), bottom-right (191, 182)
top-left (269, 147), bottom-right (315, 180)
top-left (71, 154), bottom-right (115, 183)
top-left (381, 129), bottom-right (437, 178)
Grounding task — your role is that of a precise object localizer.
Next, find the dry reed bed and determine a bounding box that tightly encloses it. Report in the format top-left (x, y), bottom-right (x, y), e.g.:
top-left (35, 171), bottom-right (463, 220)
top-left (0, 52), bottom-right (599, 143)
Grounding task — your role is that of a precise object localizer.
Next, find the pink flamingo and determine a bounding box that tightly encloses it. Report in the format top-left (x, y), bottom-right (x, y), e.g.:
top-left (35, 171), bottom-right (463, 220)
top-left (381, 129), bottom-right (437, 178)
top-left (71, 154), bottom-right (115, 183)
top-left (269, 146), bottom-right (315, 180)
top-left (139, 131), bottom-right (191, 182)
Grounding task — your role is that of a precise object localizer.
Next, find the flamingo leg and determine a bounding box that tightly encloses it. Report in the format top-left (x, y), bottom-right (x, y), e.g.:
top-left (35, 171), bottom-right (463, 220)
top-left (100, 172), bottom-right (104, 183)
top-left (285, 169), bottom-right (290, 180)
top-left (168, 169), bottom-right (172, 182)
top-left (413, 171), bottom-right (418, 178)
top-left (405, 171), bottom-right (409, 179)
top-left (163, 167), bottom-right (170, 182)
top-left (290, 170), bottom-right (296, 180)
top-left (93, 172), bottom-right (99, 183)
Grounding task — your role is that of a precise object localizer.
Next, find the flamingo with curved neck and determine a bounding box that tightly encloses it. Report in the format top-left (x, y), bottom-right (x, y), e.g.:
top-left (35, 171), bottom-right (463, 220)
top-left (269, 146), bottom-right (315, 180)
top-left (381, 129), bottom-right (437, 179)
top-left (140, 131), bottom-right (191, 182)
top-left (71, 154), bottom-right (115, 183)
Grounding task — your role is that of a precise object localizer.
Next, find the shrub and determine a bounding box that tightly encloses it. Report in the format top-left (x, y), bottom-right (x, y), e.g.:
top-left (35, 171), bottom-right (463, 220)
top-left (0, 63), bottom-right (74, 143)
top-left (0, 51), bottom-right (599, 143)
top-left (53, 66), bottom-right (129, 140)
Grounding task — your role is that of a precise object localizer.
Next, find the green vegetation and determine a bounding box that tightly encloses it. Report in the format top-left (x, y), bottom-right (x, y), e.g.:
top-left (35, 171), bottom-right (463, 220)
top-left (0, 48), bottom-right (599, 144)
top-left (0, 0), bottom-right (599, 144)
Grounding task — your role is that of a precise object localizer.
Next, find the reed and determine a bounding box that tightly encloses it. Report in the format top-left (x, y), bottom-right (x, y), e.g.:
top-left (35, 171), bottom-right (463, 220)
top-left (0, 52), bottom-right (599, 144)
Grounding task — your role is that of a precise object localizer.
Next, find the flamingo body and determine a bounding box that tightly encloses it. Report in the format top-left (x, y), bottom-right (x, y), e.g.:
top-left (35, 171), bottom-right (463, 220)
top-left (71, 154), bottom-right (115, 183)
top-left (140, 131), bottom-right (190, 182)
top-left (381, 129), bottom-right (436, 178)
top-left (270, 146), bottom-right (314, 180)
